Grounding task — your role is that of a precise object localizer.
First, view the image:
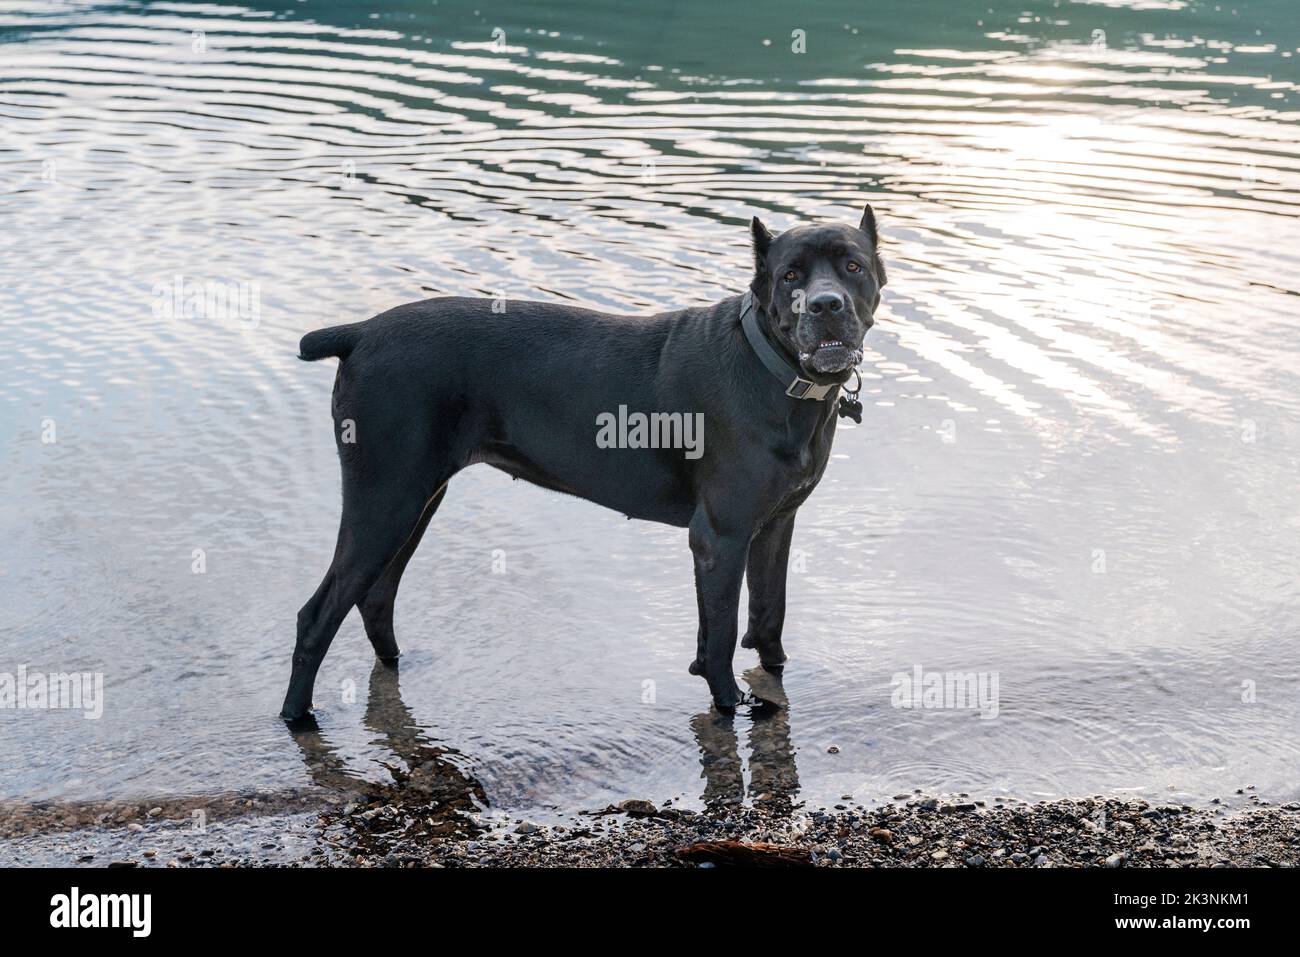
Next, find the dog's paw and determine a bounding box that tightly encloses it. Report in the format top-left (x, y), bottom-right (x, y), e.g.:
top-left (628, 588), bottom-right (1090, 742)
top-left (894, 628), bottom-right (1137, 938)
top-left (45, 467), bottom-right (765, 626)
top-left (711, 690), bottom-right (748, 713)
top-left (687, 658), bottom-right (705, 676)
top-left (710, 679), bottom-right (747, 711)
top-left (281, 711), bottom-right (321, 734)
top-left (741, 632), bottom-right (788, 668)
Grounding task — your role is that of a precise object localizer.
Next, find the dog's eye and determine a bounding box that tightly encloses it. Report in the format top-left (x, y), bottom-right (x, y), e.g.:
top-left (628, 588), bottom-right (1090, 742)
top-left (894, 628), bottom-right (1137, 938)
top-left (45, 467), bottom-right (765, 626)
top-left (783, 270), bottom-right (798, 283)
top-left (846, 261), bottom-right (862, 273)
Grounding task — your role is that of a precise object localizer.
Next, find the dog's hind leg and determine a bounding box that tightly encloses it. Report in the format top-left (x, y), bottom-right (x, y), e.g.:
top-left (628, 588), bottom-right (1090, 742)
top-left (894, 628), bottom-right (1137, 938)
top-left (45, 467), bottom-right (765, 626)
top-left (281, 471), bottom-right (446, 722)
top-left (358, 483), bottom-right (449, 661)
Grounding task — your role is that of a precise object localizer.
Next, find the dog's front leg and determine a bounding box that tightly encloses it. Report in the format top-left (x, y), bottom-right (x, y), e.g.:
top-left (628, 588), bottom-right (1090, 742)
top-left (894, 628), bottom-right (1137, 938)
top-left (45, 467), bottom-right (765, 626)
top-left (740, 510), bottom-right (796, 670)
top-left (687, 508), bottom-right (749, 710)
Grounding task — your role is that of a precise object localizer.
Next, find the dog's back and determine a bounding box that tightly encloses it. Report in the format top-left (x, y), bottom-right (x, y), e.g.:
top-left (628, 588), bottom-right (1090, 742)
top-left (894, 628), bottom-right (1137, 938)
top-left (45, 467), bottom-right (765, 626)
top-left (296, 296), bottom-right (708, 522)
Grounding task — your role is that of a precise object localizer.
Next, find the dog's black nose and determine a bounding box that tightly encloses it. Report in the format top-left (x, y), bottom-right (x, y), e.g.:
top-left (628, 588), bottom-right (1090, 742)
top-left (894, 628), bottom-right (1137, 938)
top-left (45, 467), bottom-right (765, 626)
top-left (807, 292), bottom-right (844, 315)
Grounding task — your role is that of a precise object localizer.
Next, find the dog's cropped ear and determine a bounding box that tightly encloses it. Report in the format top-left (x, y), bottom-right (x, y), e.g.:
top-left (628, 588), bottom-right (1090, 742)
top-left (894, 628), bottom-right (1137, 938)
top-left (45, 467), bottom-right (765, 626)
top-left (858, 204), bottom-right (887, 286)
top-left (751, 216), bottom-right (773, 268)
top-left (750, 216), bottom-right (774, 301)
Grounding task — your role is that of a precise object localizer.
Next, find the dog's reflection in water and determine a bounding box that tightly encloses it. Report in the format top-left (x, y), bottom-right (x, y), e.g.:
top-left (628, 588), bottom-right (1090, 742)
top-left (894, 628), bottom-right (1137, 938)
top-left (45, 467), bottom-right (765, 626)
top-left (288, 660), bottom-right (485, 814)
top-left (691, 666), bottom-right (799, 811)
top-left (292, 662), bottom-right (796, 814)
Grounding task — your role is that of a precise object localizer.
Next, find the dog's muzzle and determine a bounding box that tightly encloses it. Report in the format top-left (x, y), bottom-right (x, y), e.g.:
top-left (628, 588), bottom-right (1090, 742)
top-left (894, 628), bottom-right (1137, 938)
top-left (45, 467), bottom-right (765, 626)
top-left (800, 340), bottom-right (864, 375)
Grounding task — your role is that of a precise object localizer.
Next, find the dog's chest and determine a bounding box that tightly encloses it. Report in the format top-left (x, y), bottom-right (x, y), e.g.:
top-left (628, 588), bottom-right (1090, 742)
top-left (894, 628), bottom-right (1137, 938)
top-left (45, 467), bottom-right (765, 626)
top-left (765, 418), bottom-right (835, 506)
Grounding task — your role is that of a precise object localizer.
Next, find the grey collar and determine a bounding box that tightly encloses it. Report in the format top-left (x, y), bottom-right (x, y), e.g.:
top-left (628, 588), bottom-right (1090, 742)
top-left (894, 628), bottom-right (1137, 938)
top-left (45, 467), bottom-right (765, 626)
top-left (739, 290), bottom-right (839, 401)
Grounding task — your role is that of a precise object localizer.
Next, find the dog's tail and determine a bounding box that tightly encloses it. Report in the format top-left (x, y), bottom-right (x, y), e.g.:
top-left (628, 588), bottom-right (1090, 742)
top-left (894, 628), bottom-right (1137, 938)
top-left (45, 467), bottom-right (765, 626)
top-left (298, 323), bottom-right (364, 362)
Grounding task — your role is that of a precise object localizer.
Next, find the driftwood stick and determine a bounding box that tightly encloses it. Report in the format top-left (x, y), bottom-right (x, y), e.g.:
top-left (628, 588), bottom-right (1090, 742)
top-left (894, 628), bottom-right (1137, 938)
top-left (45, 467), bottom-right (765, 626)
top-left (674, 840), bottom-right (814, 867)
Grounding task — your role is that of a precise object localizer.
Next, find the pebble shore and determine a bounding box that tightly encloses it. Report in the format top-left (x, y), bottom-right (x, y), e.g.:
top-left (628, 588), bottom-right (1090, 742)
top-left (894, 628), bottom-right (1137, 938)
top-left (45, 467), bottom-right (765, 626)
top-left (318, 792), bottom-right (1300, 869)
top-left (8, 789), bottom-right (1293, 868)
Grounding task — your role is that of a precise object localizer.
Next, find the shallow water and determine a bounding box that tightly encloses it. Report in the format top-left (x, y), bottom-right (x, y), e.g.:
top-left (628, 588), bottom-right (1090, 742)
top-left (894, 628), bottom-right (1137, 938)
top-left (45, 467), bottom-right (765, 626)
top-left (2, 0), bottom-right (1299, 817)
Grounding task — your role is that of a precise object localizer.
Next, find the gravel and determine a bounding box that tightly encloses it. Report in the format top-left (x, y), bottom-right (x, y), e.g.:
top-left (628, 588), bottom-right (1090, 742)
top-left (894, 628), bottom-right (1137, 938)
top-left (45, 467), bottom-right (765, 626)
top-left (307, 790), bottom-right (1300, 869)
top-left (3, 789), bottom-right (1297, 868)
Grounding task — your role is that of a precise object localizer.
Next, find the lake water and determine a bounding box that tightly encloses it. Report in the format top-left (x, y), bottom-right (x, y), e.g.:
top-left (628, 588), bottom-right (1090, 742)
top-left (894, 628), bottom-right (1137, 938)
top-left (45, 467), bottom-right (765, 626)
top-left (2, 0), bottom-right (1299, 821)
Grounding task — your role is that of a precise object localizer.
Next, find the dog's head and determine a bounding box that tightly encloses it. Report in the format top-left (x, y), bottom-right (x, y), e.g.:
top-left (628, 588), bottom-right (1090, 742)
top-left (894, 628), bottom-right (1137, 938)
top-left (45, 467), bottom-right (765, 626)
top-left (749, 206), bottom-right (886, 380)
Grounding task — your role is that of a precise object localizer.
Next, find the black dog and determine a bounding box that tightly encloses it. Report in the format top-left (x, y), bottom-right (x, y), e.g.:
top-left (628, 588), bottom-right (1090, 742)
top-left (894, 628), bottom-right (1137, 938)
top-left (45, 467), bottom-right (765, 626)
top-left (281, 207), bottom-right (885, 720)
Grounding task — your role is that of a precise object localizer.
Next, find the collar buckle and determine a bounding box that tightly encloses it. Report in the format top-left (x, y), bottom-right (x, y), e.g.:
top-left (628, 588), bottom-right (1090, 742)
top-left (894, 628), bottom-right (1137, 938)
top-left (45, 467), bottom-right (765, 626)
top-left (786, 377), bottom-right (836, 401)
